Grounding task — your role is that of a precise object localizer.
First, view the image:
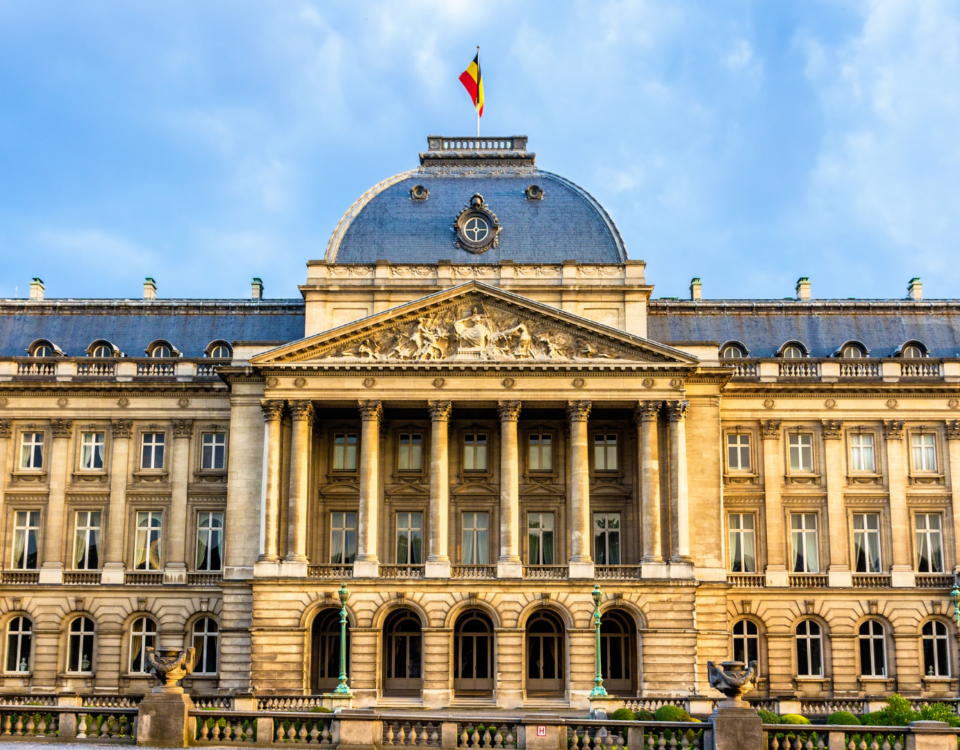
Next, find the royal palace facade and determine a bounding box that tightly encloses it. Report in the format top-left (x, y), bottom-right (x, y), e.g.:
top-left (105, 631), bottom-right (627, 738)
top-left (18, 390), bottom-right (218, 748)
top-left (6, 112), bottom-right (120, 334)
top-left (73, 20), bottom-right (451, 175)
top-left (1, 137), bottom-right (960, 710)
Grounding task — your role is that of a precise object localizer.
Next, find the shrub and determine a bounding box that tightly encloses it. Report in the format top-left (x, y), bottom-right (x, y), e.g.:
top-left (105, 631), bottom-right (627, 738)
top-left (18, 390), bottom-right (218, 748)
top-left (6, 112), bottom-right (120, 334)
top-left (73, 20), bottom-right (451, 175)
top-left (757, 709), bottom-right (780, 724)
top-left (861, 711), bottom-right (889, 726)
top-left (309, 706), bottom-right (332, 713)
top-left (654, 705), bottom-right (692, 723)
top-left (885, 695), bottom-right (918, 726)
top-left (634, 710), bottom-right (655, 722)
top-left (826, 711), bottom-right (860, 726)
top-left (610, 708), bottom-right (635, 722)
top-left (779, 714), bottom-right (811, 726)
top-left (919, 703), bottom-right (960, 727)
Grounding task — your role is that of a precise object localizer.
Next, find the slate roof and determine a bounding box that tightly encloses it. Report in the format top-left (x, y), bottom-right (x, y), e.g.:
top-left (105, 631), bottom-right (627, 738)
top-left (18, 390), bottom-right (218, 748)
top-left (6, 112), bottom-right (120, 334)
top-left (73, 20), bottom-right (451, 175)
top-left (647, 300), bottom-right (960, 358)
top-left (0, 299), bottom-right (305, 358)
top-left (327, 169), bottom-right (628, 265)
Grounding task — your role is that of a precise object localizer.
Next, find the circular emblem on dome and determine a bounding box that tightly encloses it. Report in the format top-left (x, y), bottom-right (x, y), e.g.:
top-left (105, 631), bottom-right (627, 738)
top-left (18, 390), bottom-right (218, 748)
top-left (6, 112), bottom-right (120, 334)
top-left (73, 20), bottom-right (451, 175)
top-left (410, 184), bottom-right (429, 201)
top-left (454, 193), bottom-right (500, 254)
top-left (525, 184), bottom-right (544, 201)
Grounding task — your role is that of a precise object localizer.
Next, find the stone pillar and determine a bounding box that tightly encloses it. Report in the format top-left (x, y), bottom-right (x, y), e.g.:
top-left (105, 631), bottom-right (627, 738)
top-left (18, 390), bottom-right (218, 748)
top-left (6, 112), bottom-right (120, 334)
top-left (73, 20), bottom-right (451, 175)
top-left (885, 420), bottom-right (916, 587)
top-left (283, 400), bottom-right (313, 576)
top-left (354, 400), bottom-right (382, 579)
top-left (39, 418), bottom-right (72, 584)
top-left (666, 401), bottom-right (693, 574)
top-left (947, 421), bottom-right (960, 574)
top-left (497, 401), bottom-right (522, 579)
top-left (761, 420), bottom-right (787, 587)
top-left (101, 419), bottom-right (131, 584)
top-left (257, 400), bottom-right (284, 573)
top-left (426, 400), bottom-right (452, 578)
top-left (636, 401), bottom-right (666, 578)
top-left (823, 420), bottom-right (852, 587)
top-left (164, 419), bottom-right (193, 585)
top-left (567, 400), bottom-right (594, 578)
top-left (0, 420), bottom-right (9, 574)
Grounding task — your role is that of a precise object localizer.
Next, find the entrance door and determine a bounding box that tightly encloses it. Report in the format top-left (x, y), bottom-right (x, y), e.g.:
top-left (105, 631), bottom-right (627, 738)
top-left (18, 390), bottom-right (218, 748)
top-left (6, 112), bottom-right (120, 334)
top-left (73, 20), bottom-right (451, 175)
top-left (600, 610), bottom-right (635, 695)
top-left (526, 610), bottom-right (564, 695)
top-left (454, 611), bottom-right (494, 695)
top-left (383, 610), bottom-right (423, 695)
top-left (311, 609), bottom-right (347, 693)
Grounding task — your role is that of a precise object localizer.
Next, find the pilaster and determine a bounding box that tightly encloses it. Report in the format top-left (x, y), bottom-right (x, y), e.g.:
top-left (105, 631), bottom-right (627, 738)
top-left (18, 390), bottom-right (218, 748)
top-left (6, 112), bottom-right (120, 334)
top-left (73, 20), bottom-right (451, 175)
top-left (567, 400), bottom-right (594, 579)
top-left (666, 400), bottom-right (693, 573)
top-left (635, 401), bottom-right (665, 577)
top-left (823, 420), bottom-right (852, 588)
top-left (354, 400), bottom-right (382, 579)
top-left (284, 400), bottom-right (313, 576)
top-left (884, 420), bottom-right (916, 587)
top-left (101, 419), bottom-right (131, 584)
top-left (425, 400), bottom-right (452, 579)
top-left (947, 421), bottom-right (960, 574)
top-left (255, 400), bottom-right (284, 576)
top-left (39, 418), bottom-right (72, 584)
top-left (497, 400), bottom-right (522, 579)
top-left (761, 420), bottom-right (787, 587)
top-left (164, 418), bottom-right (193, 585)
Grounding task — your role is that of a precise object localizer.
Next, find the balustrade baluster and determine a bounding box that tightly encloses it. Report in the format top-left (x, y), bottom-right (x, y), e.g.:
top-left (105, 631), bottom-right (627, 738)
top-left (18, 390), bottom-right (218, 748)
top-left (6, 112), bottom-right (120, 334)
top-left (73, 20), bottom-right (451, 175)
top-left (460, 725), bottom-right (469, 748)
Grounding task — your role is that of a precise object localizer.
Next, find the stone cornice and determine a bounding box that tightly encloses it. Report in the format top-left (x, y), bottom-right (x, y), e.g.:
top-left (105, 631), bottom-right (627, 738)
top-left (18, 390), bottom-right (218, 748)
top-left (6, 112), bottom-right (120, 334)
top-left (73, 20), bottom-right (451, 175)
top-left (0, 299), bottom-right (303, 317)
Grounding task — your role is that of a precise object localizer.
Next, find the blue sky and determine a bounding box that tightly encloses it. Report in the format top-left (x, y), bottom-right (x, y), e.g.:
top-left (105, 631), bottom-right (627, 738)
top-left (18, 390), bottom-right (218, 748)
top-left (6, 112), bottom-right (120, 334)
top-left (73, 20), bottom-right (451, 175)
top-left (1, 0), bottom-right (959, 301)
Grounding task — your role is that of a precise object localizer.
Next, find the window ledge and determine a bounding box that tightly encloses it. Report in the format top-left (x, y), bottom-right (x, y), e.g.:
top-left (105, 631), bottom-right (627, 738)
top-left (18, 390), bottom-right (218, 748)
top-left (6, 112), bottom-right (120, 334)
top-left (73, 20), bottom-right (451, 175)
top-left (847, 473), bottom-right (883, 485)
top-left (10, 470), bottom-right (47, 484)
top-left (909, 473), bottom-right (945, 485)
top-left (785, 473), bottom-right (821, 485)
top-left (132, 470), bottom-right (169, 483)
top-left (2, 672), bottom-right (32, 678)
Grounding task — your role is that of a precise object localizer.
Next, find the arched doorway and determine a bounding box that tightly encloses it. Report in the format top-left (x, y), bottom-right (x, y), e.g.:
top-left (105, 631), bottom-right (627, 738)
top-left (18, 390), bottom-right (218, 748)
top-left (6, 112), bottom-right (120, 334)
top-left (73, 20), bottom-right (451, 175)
top-left (383, 609), bottom-right (423, 696)
top-left (526, 609), bottom-right (565, 696)
top-left (600, 609), bottom-right (637, 695)
top-left (454, 611), bottom-right (494, 696)
top-left (311, 609), bottom-right (349, 693)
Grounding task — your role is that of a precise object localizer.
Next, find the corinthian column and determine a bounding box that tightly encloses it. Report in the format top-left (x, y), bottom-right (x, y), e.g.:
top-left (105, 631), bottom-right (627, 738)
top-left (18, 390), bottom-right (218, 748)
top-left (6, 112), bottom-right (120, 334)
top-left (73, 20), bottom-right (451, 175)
top-left (164, 418), bottom-right (193, 584)
top-left (426, 401), bottom-right (452, 578)
top-left (39, 418), bottom-right (72, 584)
top-left (257, 400), bottom-right (284, 569)
top-left (284, 400), bottom-right (313, 575)
top-left (497, 401), bottom-right (522, 579)
top-left (101, 419), bottom-right (131, 584)
top-left (567, 400), bottom-right (594, 579)
top-left (354, 400), bottom-right (382, 579)
top-left (666, 400), bottom-right (693, 571)
top-left (635, 401), bottom-right (665, 577)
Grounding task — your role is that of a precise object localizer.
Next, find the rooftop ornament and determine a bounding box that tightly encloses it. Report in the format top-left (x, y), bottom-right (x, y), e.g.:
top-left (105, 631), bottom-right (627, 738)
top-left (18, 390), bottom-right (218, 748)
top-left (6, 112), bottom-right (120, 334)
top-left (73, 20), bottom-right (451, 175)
top-left (707, 660), bottom-right (757, 708)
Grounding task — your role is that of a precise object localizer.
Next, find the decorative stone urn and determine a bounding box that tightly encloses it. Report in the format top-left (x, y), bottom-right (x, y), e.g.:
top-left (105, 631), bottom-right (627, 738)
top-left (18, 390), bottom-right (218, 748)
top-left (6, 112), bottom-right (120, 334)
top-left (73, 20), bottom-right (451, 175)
top-left (707, 660), bottom-right (757, 708)
top-left (146, 647), bottom-right (196, 694)
top-left (705, 660), bottom-right (761, 750)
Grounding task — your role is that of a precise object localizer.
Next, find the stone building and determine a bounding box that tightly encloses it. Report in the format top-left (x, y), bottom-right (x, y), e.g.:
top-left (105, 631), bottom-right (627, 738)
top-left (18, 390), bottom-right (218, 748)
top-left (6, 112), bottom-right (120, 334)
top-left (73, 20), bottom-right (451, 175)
top-left (1, 136), bottom-right (959, 709)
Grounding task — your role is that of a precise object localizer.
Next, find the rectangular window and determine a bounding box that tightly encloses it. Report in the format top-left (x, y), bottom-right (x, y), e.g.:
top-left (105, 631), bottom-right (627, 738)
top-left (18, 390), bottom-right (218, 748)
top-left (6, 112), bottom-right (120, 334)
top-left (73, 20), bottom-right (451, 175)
top-left (593, 513), bottom-right (621, 565)
top-left (593, 434), bottom-right (618, 472)
top-left (398, 434), bottom-right (422, 472)
top-left (396, 511), bottom-right (423, 565)
top-left (528, 433), bottom-right (553, 472)
top-left (201, 433), bottom-right (226, 470)
top-left (141, 433), bottom-right (165, 470)
top-left (728, 513), bottom-right (756, 573)
top-left (80, 432), bottom-right (105, 471)
top-left (463, 433), bottom-right (488, 472)
top-left (330, 511), bottom-right (358, 565)
top-left (19, 432), bottom-right (44, 470)
top-left (788, 433), bottom-right (814, 472)
top-left (332, 433), bottom-right (358, 471)
top-left (73, 511), bottom-right (102, 570)
top-left (912, 433), bottom-right (938, 472)
top-left (916, 513), bottom-right (945, 573)
top-left (195, 511), bottom-right (223, 571)
top-left (461, 512), bottom-right (489, 564)
top-left (727, 434), bottom-right (751, 471)
top-left (11, 511), bottom-right (40, 570)
top-left (527, 512), bottom-right (555, 565)
top-left (853, 513), bottom-right (882, 573)
top-left (135, 511), bottom-right (162, 570)
top-left (849, 433), bottom-right (876, 472)
top-left (790, 513), bottom-right (819, 573)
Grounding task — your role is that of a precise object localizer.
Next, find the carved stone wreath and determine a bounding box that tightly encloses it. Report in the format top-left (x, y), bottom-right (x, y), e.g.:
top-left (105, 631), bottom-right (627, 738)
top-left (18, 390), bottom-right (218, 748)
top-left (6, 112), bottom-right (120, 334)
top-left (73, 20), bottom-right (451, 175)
top-left (454, 194), bottom-right (500, 253)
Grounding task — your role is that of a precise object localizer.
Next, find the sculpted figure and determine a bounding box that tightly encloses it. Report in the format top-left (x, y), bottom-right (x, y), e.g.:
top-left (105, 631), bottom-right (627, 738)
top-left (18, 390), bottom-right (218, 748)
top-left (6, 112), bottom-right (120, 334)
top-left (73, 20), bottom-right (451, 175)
top-left (358, 340), bottom-right (379, 360)
top-left (454, 307), bottom-right (492, 350)
top-left (538, 333), bottom-right (565, 359)
top-left (497, 321), bottom-right (533, 358)
top-left (707, 660), bottom-right (757, 707)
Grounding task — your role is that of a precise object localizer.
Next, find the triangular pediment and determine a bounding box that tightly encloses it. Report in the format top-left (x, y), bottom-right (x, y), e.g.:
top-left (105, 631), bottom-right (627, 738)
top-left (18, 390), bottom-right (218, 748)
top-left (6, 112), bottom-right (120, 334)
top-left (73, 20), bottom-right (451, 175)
top-left (252, 282), bottom-right (698, 368)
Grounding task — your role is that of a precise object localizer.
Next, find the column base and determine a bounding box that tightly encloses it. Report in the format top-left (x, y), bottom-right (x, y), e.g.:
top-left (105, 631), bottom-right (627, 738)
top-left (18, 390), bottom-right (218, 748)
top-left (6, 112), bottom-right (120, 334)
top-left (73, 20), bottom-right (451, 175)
top-left (253, 560), bottom-right (283, 578)
top-left (353, 559), bottom-right (380, 579)
top-left (587, 695), bottom-right (622, 719)
top-left (890, 566), bottom-right (916, 588)
top-left (497, 560), bottom-right (523, 579)
top-left (280, 560), bottom-right (308, 578)
top-left (641, 561), bottom-right (670, 579)
top-left (568, 561), bottom-right (595, 579)
top-left (668, 561), bottom-right (695, 579)
top-left (828, 567), bottom-right (853, 588)
top-left (424, 561), bottom-right (451, 579)
top-left (764, 566), bottom-right (789, 587)
top-left (100, 563), bottom-right (125, 585)
top-left (321, 692), bottom-right (354, 712)
top-left (38, 563), bottom-right (63, 585)
top-left (163, 564), bottom-right (188, 585)
top-left (136, 692), bottom-right (195, 748)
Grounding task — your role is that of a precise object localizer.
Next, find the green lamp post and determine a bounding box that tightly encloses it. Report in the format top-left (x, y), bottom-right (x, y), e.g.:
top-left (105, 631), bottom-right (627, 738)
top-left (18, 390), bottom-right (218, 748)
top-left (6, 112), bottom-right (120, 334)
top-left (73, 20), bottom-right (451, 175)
top-left (333, 582), bottom-right (353, 696)
top-left (951, 581), bottom-right (960, 629)
top-left (590, 583), bottom-right (608, 699)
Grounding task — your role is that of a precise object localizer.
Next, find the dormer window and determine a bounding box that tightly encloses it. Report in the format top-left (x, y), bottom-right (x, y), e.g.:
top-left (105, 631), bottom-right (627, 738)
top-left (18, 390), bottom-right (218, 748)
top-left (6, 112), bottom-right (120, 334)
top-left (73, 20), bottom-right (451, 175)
top-left (839, 342), bottom-right (868, 358)
top-left (900, 342), bottom-right (927, 359)
top-left (87, 340), bottom-right (118, 358)
top-left (146, 341), bottom-right (178, 358)
top-left (782, 345), bottom-right (804, 359)
top-left (206, 341), bottom-right (232, 359)
top-left (720, 342), bottom-right (748, 359)
top-left (28, 340), bottom-right (57, 357)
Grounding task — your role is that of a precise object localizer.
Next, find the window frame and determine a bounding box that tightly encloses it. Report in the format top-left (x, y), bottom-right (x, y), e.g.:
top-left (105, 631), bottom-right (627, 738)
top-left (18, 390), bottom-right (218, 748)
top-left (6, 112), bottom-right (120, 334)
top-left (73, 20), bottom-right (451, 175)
top-left (18, 429), bottom-right (45, 472)
top-left (727, 512), bottom-right (758, 574)
top-left (789, 512), bottom-right (821, 574)
top-left (191, 617), bottom-right (220, 675)
top-left (915, 512), bottom-right (946, 573)
top-left (725, 430), bottom-right (753, 474)
top-left (525, 427), bottom-right (557, 477)
top-left (78, 429), bottom-right (107, 473)
top-left (526, 510), bottom-right (557, 565)
top-left (329, 510), bottom-right (358, 565)
top-left (847, 430), bottom-right (878, 475)
top-left (394, 428), bottom-right (426, 476)
top-left (65, 616), bottom-right (96, 675)
top-left (462, 431), bottom-right (490, 474)
top-left (786, 430), bottom-right (816, 474)
top-left (198, 429), bottom-right (227, 473)
top-left (395, 511), bottom-right (424, 565)
top-left (858, 620), bottom-right (888, 678)
top-left (909, 429), bottom-right (941, 475)
top-left (592, 512), bottom-right (622, 565)
top-left (590, 431), bottom-right (620, 475)
top-left (731, 618), bottom-right (762, 677)
top-left (133, 510), bottom-right (164, 571)
top-left (195, 510), bottom-right (224, 572)
top-left (460, 510), bottom-right (491, 565)
top-left (922, 620), bottom-right (951, 678)
top-left (331, 432), bottom-right (359, 473)
top-left (851, 512), bottom-right (883, 574)
top-left (128, 616), bottom-right (158, 675)
top-left (10, 509), bottom-right (41, 571)
top-left (4, 616), bottom-right (33, 675)
top-left (73, 509), bottom-right (103, 571)
top-left (795, 619), bottom-right (825, 678)
top-left (138, 428), bottom-right (168, 472)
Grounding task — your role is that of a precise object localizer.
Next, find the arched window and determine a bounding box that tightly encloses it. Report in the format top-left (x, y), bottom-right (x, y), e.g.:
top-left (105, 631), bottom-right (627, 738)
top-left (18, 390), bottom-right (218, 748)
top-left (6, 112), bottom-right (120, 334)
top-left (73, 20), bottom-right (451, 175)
top-left (383, 610), bottom-right (423, 695)
top-left (310, 610), bottom-right (344, 692)
top-left (5, 617), bottom-right (33, 673)
top-left (207, 342), bottom-right (232, 359)
top-left (720, 343), bottom-right (747, 359)
top-left (840, 344), bottom-right (866, 358)
top-left (796, 621), bottom-right (823, 677)
top-left (732, 620), bottom-right (760, 675)
top-left (454, 610), bottom-right (494, 695)
top-left (782, 345), bottom-right (804, 359)
top-left (129, 617), bottom-right (157, 674)
top-left (147, 342), bottom-right (175, 358)
top-left (859, 621), bottom-right (887, 677)
top-left (67, 617), bottom-right (95, 673)
top-left (30, 341), bottom-right (55, 358)
top-left (193, 618), bottom-right (220, 675)
top-left (526, 610), bottom-right (565, 696)
top-left (901, 342), bottom-right (926, 359)
top-left (87, 341), bottom-right (117, 358)
top-left (600, 609), bottom-right (636, 694)
top-left (922, 621), bottom-right (950, 677)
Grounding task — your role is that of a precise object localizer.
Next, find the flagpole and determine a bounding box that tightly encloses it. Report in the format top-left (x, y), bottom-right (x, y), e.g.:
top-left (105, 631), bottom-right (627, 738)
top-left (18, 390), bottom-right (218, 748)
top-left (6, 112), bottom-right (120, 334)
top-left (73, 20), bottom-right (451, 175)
top-left (476, 46), bottom-right (480, 139)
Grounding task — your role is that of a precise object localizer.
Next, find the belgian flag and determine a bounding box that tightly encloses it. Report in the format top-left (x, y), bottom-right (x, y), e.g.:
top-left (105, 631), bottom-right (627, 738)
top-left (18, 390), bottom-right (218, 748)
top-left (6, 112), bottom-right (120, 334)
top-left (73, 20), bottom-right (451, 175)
top-left (459, 49), bottom-right (484, 117)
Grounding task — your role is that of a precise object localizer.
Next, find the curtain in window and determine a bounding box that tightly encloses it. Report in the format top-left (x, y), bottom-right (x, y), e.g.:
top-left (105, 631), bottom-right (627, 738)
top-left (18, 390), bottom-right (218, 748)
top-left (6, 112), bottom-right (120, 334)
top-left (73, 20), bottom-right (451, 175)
top-left (462, 524), bottom-right (474, 566)
top-left (330, 525), bottom-right (344, 565)
top-left (74, 528), bottom-right (87, 569)
top-left (12, 528), bottom-right (26, 570)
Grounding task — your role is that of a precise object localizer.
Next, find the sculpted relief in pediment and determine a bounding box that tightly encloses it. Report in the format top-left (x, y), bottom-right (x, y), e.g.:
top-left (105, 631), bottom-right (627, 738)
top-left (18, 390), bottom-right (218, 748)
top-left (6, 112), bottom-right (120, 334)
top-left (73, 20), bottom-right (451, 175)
top-left (305, 295), bottom-right (667, 364)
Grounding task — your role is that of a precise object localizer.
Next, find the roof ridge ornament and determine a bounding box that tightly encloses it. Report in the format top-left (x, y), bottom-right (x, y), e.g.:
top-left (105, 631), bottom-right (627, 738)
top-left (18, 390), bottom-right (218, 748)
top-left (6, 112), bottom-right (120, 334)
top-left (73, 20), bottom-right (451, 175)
top-left (454, 193), bottom-right (500, 254)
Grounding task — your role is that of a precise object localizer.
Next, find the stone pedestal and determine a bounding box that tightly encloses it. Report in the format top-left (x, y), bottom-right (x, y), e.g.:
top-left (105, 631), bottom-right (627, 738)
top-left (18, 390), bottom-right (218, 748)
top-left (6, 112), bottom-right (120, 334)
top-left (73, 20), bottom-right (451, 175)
top-left (568, 561), bottom-right (596, 579)
top-left (588, 696), bottom-right (622, 718)
top-left (136, 692), bottom-right (195, 748)
top-left (706, 707), bottom-right (762, 750)
top-left (321, 692), bottom-right (354, 712)
top-left (100, 562), bottom-right (125, 584)
top-left (906, 721), bottom-right (953, 750)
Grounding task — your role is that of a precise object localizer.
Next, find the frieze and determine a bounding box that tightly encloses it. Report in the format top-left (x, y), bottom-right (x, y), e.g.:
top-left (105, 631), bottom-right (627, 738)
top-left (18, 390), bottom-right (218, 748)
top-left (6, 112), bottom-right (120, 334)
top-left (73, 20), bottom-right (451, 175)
top-left (452, 266), bottom-right (497, 278)
top-left (390, 266), bottom-right (434, 278)
top-left (328, 266), bottom-right (374, 278)
top-left (578, 266), bottom-right (621, 277)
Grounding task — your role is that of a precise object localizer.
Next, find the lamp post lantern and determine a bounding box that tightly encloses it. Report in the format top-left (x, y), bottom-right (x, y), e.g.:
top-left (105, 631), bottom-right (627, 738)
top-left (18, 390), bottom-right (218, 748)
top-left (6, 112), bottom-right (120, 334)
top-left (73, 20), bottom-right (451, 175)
top-left (951, 582), bottom-right (960, 629)
top-left (590, 583), bottom-right (608, 698)
top-left (333, 582), bottom-right (353, 696)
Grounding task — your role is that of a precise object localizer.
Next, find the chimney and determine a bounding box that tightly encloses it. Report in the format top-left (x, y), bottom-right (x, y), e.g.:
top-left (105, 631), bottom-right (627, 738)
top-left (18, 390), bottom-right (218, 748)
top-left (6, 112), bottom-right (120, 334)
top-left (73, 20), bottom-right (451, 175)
top-left (251, 277), bottom-right (264, 300)
top-left (29, 278), bottom-right (45, 301)
top-left (143, 277), bottom-right (157, 300)
top-left (796, 277), bottom-right (811, 301)
top-left (689, 277), bottom-right (702, 301)
top-left (907, 277), bottom-right (922, 301)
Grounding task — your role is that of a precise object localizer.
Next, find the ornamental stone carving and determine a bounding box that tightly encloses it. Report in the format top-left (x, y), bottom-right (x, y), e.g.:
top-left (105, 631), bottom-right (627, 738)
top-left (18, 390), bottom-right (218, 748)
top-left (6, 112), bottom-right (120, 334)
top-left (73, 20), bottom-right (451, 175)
top-left (51, 418), bottom-right (73, 438)
top-left (260, 400), bottom-right (284, 423)
top-left (760, 420), bottom-right (781, 439)
top-left (146, 646), bottom-right (196, 694)
top-left (111, 419), bottom-right (133, 439)
top-left (821, 419), bottom-right (843, 439)
top-left (497, 401), bottom-right (521, 422)
top-left (884, 420), bottom-right (905, 440)
top-left (358, 400), bottom-right (383, 423)
top-left (566, 401), bottom-right (592, 423)
top-left (0, 418), bottom-right (11, 439)
top-left (172, 419), bottom-right (194, 438)
top-left (454, 193), bottom-right (500, 253)
top-left (707, 660), bottom-right (757, 709)
top-left (665, 400), bottom-right (689, 422)
top-left (634, 401), bottom-right (661, 422)
top-left (289, 401), bottom-right (314, 422)
top-left (427, 401), bottom-right (452, 421)
top-left (947, 420), bottom-right (960, 439)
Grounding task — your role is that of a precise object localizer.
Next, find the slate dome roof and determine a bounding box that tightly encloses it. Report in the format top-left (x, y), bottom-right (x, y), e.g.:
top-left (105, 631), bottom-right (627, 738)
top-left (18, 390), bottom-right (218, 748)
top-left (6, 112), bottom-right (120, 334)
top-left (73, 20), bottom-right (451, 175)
top-left (325, 136), bottom-right (627, 265)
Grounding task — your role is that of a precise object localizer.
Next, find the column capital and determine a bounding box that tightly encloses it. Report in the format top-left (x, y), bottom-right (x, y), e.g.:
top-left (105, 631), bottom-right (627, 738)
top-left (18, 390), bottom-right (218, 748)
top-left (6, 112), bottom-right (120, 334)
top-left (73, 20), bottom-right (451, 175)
top-left (760, 419), bottom-right (781, 439)
top-left (260, 399), bottom-right (285, 423)
top-left (566, 400), bottom-right (592, 423)
top-left (884, 419), bottom-right (905, 440)
top-left (0, 418), bottom-right (10, 439)
top-left (290, 400), bottom-right (315, 422)
top-left (634, 400), bottom-right (661, 423)
top-left (110, 419), bottom-right (133, 439)
top-left (946, 419), bottom-right (960, 440)
top-left (821, 419), bottom-right (843, 439)
top-left (357, 399), bottom-right (382, 423)
top-left (498, 400), bottom-right (522, 422)
top-left (427, 400), bottom-right (452, 422)
top-left (665, 400), bottom-right (689, 422)
top-left (51, 418), bottom-right (73, 439)
top-left (172, 418), bottom-right (194, 438)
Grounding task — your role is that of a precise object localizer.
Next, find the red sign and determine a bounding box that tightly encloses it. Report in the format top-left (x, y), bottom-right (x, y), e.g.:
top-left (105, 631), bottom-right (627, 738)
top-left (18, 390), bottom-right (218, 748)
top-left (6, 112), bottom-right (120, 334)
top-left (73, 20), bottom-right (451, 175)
top-left (537, 726), bottom-right (547, 737)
